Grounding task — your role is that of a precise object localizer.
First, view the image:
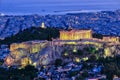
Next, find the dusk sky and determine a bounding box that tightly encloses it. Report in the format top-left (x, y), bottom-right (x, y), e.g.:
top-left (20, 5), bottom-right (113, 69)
top-left (0, 0), bottom-right (120, 15)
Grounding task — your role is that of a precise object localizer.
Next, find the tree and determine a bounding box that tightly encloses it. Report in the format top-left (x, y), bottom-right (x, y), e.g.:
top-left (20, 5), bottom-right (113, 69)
top-left (0, 59), bottom-right (4, 66)
top-left (0, 27), bottom-right (60, 45)
top-left (82, 71), bottom-right (89, 78)
top-left (92, 33), bottom-right (103, 39)
top-left (55, 59), bottom-right (62, 66)
top-left (88, 54), bottom-right (97, 62)
top-left (77, 50), bottom-right (83, 56)
top-left (103, 62), bottom-right (118, 80)
top-left (23, 65), bottom-right (38, 79)
top-left (69, 71), bottom-right (79, 77)
top-left (75, 75), bottom-right (84, 80)
top-left (0, 65), bottom-right (38, 80)
top-left (116, 69), bottom-right (120, 77)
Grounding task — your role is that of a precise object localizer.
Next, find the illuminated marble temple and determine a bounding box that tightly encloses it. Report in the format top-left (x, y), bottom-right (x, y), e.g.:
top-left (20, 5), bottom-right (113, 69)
top-left (60, 29), bottom-right (92, 40)
top-left (103, 36), bottom-right (119, 43)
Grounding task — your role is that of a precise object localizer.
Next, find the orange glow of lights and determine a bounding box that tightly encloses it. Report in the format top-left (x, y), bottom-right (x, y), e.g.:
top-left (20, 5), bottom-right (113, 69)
top-left (60, 30), bottom-right (92, 40)
top-left (5, 56), bottom-right (14, 66)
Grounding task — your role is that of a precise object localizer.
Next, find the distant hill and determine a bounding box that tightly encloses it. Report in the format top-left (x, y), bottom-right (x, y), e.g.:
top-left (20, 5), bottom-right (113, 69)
top-left (0, 27), bottom-right (60, 45)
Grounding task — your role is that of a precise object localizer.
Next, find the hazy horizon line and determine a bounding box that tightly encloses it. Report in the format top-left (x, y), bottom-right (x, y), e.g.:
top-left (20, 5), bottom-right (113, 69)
top-left (0, 9), bottom-right (119, 16)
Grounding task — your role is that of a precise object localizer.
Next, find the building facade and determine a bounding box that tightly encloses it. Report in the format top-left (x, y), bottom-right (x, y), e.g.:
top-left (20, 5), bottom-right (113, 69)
top-left (103, 36), bottom-right (119, 43)
top-left (60, 30), bottom-right (92, 40)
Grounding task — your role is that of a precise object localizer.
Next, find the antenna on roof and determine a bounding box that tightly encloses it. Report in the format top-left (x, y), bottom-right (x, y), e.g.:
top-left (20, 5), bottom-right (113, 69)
top-left (68, 25), bottom-right (73, 30)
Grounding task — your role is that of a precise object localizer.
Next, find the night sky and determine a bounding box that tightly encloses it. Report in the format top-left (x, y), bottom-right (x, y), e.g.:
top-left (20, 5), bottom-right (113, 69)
top-left (0, 0), bottom-right (120, 15)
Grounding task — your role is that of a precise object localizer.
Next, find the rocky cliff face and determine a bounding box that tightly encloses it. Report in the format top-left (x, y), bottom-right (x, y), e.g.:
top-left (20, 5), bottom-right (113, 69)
top-left (104, 45), bottom-right (120, 57)
top-left (39, 46), bottom-right (62, 65)
top-left (4, 41), bottom-right (62, 67)
top-left (4, 40), bottom-right (120, 68)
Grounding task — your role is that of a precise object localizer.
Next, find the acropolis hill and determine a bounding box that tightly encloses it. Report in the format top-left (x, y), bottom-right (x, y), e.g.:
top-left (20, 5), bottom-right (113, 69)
top-left (4, 29), bottom-right (120, 67)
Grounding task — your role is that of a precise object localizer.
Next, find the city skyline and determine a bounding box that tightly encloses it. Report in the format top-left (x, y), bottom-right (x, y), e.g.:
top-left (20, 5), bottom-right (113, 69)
top-left (0, 0), bottom-right (120, 80)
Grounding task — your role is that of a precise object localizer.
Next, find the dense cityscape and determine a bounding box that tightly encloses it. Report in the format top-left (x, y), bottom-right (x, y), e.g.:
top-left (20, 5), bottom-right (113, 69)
top-left (0, 10), bottom-right (120, 39)
top-left (1, 0), bottom-right (120, 80)
top-left (0, 21), bottom-right (120, 80)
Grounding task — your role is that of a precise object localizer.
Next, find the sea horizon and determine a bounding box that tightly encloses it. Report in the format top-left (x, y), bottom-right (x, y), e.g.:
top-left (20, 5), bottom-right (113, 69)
top-left (0, 0), bottom-right (120, 15)
top-left (0, 9), bottom-right (119, 16)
